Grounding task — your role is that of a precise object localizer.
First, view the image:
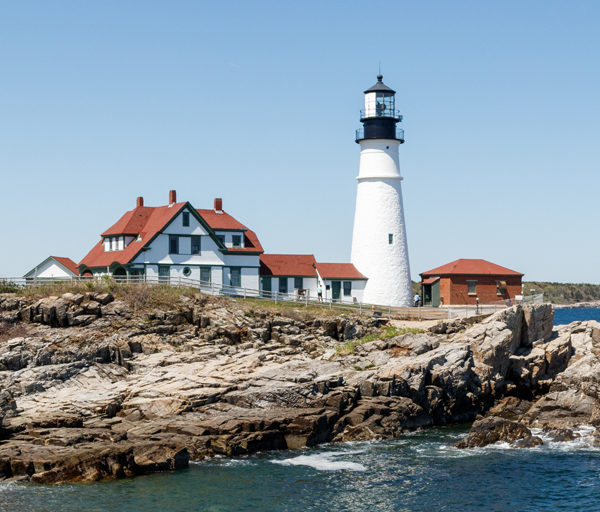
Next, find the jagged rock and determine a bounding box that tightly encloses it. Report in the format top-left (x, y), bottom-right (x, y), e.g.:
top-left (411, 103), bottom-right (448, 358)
top-left (455, 416), bottom-right (537, 448)
top-left (0, 292), bottom-right (597, 483)
top-left (62, 293), bottom-right (84, 305)
top-left (522, 304), bottom-right (553, 346)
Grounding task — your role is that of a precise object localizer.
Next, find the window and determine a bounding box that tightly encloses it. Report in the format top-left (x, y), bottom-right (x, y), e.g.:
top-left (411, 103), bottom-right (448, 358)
top-left (388, 233), bottom-right (394, 245)
top-left (232, 234), bottom-right (242, 248)
top-left (216, 235), bottom-right (225, 245)
top-left (467, 280), bottom-right (477, 296)
top-left (497, 280), bottom-right (507, 296)
top-left (169, 235), bottom-right (179, 254)
top-left (294, 277), bottom-right (303, 289)
top-left (200, 267), bottom-right (211, 283)
top-left (279, 278), bottom-right (288, 294)
top-left (191, 236), bottom-right (201, 254)
top-left (158, 265), bottom-right (170, 283)
top-left (343, 281), bottom-right (352, 296)
top-left (182, 212), bottom-right (190, 227)
top-left (230, 268), bottom-right (241, 287)
top-left (183, 266), bottom-right (191, 277)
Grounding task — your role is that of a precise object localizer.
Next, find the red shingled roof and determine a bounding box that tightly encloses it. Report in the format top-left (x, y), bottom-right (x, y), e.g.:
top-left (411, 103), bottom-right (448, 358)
top-left (80, 201), bottom-right (263, 270)
top-left (80, 203), bottom-right (186, 269)
top-left (421, 259), bottom-right (523, 277)
top-left (51, 256), bottom-right (79, 276)
top-left (422, 277), bottom-right (439, 285)
top-left (317, 263), bottom-right (366, 280)
top-left (260, 254), bottom-right (318, 276)
top-left (196, 209), bottom-right (247, 230)
top-left (197, 209), bottom-right (263, 253)
top-left (259, 256), bottom-right (367, 280)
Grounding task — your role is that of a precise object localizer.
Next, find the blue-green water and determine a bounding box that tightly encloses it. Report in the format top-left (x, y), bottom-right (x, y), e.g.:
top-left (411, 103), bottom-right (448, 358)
top-left (554, 307), bottom-right (600, 326)
top-left (2, 426), bottom-right (600, 512)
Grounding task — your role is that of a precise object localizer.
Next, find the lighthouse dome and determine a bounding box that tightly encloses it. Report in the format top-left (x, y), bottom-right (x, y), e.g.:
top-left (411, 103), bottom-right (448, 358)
top-left (364, 74), bottom-right (396, 94)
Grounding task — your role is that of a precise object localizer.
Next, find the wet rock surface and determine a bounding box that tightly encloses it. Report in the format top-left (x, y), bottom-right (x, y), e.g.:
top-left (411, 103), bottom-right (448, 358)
top-left (0, 294), bottom-right (595, 482)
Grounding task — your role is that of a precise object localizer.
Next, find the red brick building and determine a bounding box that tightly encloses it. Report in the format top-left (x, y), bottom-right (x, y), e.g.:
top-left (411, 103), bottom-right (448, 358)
top-left (420, 259), bottom-right (523, 306)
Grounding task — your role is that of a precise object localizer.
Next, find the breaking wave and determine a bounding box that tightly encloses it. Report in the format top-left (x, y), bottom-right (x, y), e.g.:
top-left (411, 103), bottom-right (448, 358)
top-left (272, 451), bottom-right (366, 471)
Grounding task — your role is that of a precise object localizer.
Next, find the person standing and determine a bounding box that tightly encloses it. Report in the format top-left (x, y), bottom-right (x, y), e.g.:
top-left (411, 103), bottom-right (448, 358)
top-left (317, 284), bottom-right (323, 302)
top-left (413, 293), bottom-right (420, 307)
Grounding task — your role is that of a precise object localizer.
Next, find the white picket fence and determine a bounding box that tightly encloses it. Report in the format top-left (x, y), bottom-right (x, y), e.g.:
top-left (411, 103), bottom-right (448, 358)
top-left (0, 275), bottom-right (417, 317)
top-left (0, 276), bottom-right (543, 321)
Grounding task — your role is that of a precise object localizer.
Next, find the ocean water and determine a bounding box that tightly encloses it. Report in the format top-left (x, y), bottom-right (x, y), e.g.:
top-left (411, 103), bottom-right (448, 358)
top-left (554, 307), bottom-right (600, 326)
top-left (2, 426), bottom-right (600, 512)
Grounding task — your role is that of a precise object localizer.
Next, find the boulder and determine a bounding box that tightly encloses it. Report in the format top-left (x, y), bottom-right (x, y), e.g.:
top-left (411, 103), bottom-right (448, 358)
top-left (522, 304), bottom-right (554, 346)
top-left (455, 416), bottom-right (538, 448)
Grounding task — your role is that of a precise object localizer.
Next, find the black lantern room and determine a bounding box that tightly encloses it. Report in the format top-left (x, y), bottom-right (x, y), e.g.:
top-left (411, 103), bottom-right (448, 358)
top-left (356, 74), bottom-right (404, 143)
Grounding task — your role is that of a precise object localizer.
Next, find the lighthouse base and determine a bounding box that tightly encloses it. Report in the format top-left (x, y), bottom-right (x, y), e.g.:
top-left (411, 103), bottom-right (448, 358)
top-left (351, 178), bottom-right (412, 307)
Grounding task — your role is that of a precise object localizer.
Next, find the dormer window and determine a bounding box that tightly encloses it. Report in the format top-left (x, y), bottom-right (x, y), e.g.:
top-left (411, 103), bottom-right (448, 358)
top-left (182, 212), bottom-right (190, 227)
top-left (232, 234), bottom-right (242, 248)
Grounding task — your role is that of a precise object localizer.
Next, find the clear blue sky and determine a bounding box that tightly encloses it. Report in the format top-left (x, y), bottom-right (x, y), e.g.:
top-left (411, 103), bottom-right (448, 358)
top-left (1, 1), bottom-right (598, 282)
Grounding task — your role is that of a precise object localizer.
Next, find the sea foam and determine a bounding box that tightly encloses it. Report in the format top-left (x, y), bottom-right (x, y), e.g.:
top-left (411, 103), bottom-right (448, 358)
top-left (272, 452), bottom-right (366, 471)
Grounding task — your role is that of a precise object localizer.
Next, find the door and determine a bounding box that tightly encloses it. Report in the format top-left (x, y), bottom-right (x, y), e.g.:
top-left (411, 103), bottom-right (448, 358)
top-left (332, 281), bottom-right (341, 301)
top-left (423, 284), bottom-right (432, 306)
top-left (261, 277), bottom-right (272, 297)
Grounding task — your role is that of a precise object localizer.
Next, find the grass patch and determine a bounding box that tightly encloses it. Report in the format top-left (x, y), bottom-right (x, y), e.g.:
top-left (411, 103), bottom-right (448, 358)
top-left (0, 280), bottom-right (22, 293)
top-left (10, 279), bottom-right (198, 312)
top-left (353, 363), bottom-right (375, 371)
top-left (336, 325), bottom-right (425, 355)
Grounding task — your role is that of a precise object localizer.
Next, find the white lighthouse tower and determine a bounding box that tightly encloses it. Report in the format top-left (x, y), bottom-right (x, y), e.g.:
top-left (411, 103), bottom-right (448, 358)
top-left (350, 74), bottom-right (412, 307)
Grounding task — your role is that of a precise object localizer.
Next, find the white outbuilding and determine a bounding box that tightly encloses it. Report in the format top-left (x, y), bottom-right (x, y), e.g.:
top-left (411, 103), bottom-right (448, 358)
top-left (24, 256), bottom-right (80, 280)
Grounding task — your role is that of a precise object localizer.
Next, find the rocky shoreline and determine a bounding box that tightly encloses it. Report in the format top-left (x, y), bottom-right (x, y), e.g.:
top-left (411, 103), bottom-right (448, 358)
top-left (0, 291), bottom-right (598, 484)
top-left (553, 300), bottom-right (600, 309)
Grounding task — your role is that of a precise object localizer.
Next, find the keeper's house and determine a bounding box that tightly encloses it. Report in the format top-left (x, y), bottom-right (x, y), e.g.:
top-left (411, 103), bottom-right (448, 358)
top-left (78, 191), bottom-right (263, 289)
top-left (420, 258), bottom-right (523, 307)
top-left (75, 190), bottom-right (366, 302)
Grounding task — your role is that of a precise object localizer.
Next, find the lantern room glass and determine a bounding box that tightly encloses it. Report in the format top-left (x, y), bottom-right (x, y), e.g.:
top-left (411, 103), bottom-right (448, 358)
top-left (364, 91), bottom-right (396, 118)
top-left (375, 92), bottom-right (395, 117)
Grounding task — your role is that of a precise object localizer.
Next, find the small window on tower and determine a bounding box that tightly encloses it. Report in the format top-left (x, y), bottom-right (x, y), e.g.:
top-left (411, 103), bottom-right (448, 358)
top-left (388, 234), bottom-right (393, 245)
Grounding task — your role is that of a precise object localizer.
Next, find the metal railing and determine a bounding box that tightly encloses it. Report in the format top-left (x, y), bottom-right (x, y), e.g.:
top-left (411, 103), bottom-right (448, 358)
top-left (355, 127), bottom-right (404, 142)
top-left (360, 109), bottom-right (403, 121)
top-left (444, 293), bottom-right (545, 320)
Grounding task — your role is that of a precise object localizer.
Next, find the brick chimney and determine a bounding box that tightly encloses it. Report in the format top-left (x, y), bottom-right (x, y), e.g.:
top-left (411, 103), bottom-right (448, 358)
top-left (136, 196), bottom-right (144, 208)
top-left (214, 198), bottom-right (223, 212)
top-left (169, 190), bottom-right (177, 204)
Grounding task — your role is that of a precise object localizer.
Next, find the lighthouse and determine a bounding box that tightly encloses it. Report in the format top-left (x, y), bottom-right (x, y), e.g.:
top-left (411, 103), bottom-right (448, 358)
top-left (350, 74), bottom-right (412, 307)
